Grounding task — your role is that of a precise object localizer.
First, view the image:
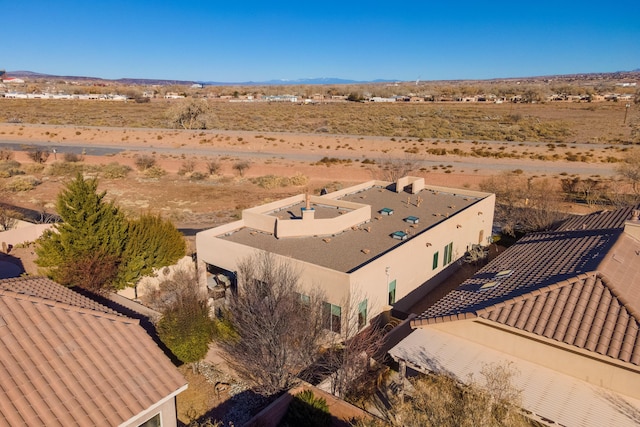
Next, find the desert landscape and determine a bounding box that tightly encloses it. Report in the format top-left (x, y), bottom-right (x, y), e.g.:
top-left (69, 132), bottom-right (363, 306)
top-left (1, 95), bottom-right (637, 226)
top-left (1, 82), bottom-right (639, 425)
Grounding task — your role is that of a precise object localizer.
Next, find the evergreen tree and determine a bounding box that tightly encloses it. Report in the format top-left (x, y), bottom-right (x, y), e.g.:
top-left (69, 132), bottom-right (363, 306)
top-left (36, 173), bottom-right (128, 291)
top-left (118, 213), bottom-right (186, 286)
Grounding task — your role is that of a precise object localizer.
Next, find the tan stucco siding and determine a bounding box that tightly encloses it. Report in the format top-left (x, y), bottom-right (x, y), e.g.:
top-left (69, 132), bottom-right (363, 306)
top-left (432, 319), bottom-right (640, 399)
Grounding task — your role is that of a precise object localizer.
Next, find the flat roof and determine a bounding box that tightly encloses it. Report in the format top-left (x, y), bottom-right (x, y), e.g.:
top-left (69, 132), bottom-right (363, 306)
top-left (218, 184), bottom-right (483, 273)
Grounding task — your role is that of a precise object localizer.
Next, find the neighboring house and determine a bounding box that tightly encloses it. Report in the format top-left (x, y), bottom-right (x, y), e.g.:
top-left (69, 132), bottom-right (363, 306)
top-left (390, 206), bottom-right (640, 426)
top-left (0, 277), bottom-right (187, 427)
top-left (196, 177), bottom-right (494, 336)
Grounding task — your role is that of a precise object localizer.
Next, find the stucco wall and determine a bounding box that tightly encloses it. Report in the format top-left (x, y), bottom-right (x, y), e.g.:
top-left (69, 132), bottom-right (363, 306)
top-left (349, 195), bottom-right (495, 317)
top-left (122, 394), bottom-right (182, 427)
top-left (434, 319), bottom-right (640, 399)
top-left (274, 204), bottom-right (371, 238)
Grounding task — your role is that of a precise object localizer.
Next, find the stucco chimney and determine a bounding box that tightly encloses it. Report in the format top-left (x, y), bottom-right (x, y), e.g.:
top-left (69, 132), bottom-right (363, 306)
top-left (302, 193), bottom-right (315, 221)
top-left (624, 209), bottom-right (640, 240)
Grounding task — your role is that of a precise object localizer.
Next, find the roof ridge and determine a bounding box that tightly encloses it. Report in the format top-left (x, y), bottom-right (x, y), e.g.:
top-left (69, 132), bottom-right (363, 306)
top-left (0, 289), bottom-right (138, 324)
top-left (597, 272), bottom-right (640, 324)
top-left (475, 272), bottom-right (597, 317)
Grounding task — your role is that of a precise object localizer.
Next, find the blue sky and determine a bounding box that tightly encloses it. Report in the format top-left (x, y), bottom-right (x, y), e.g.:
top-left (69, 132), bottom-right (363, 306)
top-left (4, 1), bottom-right (639, 82)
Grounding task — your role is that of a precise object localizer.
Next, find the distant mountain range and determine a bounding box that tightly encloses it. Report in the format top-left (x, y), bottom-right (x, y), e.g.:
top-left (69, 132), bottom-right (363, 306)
top-left (5, 71), bottom-right (395, 86)
top-left (4, 70), bottom-right (640, 86)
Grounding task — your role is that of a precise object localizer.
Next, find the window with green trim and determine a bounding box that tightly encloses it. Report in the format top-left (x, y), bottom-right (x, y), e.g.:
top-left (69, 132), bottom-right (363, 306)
top-left (432, 251), bottom-right (439, 270)
top-left (444, 242), bottom-right (453, 265)
top-left (322, 302), bottom-right (342, 333)
top-left (358, 299), bottom-right (368, 329)
top-left (388, 280), bottom-right (396, 305)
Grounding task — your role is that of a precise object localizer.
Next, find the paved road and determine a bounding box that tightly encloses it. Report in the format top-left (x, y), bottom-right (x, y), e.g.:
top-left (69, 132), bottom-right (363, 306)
top-left (0, 137), bottom-right (617, 177)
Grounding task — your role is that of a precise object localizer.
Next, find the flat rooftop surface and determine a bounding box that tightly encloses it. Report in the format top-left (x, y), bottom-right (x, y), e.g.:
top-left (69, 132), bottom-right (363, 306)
top-left (219, 184), bottom-right (482, 273)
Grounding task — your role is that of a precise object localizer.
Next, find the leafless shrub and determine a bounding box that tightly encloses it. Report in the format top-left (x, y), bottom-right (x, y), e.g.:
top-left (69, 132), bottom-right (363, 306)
top-left (372, 155), bottom-right (420, 182)
top-left (481, 173), bottom-right (568, 236)
top-left (178, 159), bottom-right (196, 176)
top-left (134, 154), bottom-right (157, 171)
top-left (0, 149), bottom-right (14, 161)
top-left (26, 147), bottom-right (50, 164)
top-left (0, 206), bottom-right (23, 231)
top-left (232, 160), bottom-right (250, 177)
top-left (617, 149), bottom-right (640, 196)
top-left (63, 152), bottom-right (83, 162)
top-left (206, 159), bottom-right (221, 176)
top-left (142, 268), bottom-right (204, 313)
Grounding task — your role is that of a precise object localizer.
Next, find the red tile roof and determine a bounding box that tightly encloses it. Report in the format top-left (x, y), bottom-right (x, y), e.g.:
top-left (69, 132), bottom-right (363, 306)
top-left (0, 277), bottom-right (187, 426)
top-left (413, 205), bottom-right (640, 366)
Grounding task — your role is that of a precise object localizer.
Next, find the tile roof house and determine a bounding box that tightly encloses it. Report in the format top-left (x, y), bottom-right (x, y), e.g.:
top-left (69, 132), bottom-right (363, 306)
top-left (196, 177), bottom-right (494, 336)
top-left (0, 276), bottom-right (187, 427)
top-left (390, 206), bottom-right (640, 426)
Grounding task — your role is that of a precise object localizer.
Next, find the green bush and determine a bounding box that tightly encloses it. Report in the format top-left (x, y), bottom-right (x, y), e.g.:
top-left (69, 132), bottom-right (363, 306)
top-left (190, 171), bottom-right (207, 181)
top-left (5, 175), bottom-right (41, 192)
top-left (47, 161), bottom-right (84, 176)
top-left (143, 165), bottom-right (166, 178)
top-left (279, 390), bottom-right (331, 427)
top-left (98, 162), bottom-right (132, 179)
top-left (0, 160), bottom-right (23, 178)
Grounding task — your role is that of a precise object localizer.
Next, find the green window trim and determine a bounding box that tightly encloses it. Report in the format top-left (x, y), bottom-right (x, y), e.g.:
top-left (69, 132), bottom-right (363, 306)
top-left (358, 299), bottom-right (368, 329)
top-left (432, 251), bottom-right (439, 270)
top-left (388, 280), bottom-right (397, 305)
top-left (444, 242), bottom-right (453, 265)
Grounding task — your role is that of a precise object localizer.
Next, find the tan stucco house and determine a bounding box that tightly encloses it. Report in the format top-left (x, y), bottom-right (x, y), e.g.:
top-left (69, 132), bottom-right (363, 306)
top-left (0, 277), bottom-right (187, 427)
top-left (390, 206), bottom-right (640, 426)
top-left (196, 177), bottom-right (495, 335)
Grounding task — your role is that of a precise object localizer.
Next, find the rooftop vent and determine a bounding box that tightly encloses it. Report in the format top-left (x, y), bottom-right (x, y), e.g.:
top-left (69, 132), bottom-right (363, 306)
top-left (391, 231), bottom-right (408, 240)
top-left (404, 216), bottom-right (419, 224)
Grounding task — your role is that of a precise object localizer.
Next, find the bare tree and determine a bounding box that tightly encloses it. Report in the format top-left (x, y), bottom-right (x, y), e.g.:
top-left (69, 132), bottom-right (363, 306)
top-left (617, 149), bottom-right (640, 198)
top-left (232, 160), bottom-right (250, 177)
top-left (481, 173), bottom-right (568, 236)
top-left (220, 253), bottom-right (326, 395)
top-left (372, 155), bottom-right (420, 182)
top-left (318, 291), bottom-right (385, 399)
top-left (0, 205), bottom-right (21, 231)
top-left (166, 99), bottom-right (213, 130)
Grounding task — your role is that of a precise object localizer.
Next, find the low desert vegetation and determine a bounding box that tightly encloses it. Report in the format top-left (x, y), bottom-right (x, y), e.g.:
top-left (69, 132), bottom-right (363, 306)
top-left (250, 173), bottom-right (309, 189)
top-left (1, 94), bottom-right (637, 144)
top-left (359, 362), bottom-right (532, 427)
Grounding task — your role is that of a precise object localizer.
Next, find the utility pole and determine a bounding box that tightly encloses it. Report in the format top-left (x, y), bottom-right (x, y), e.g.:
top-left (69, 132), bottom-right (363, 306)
top-left (624, 103), bottom-right (631, 124)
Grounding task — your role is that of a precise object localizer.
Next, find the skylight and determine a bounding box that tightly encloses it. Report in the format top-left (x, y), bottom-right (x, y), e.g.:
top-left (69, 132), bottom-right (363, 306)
top-left (480, 281), bottom-right (499, 290)
top-left (391, 231), bottom-right (408, 240)
top-left (405, 216), bottom-right (419, 224)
